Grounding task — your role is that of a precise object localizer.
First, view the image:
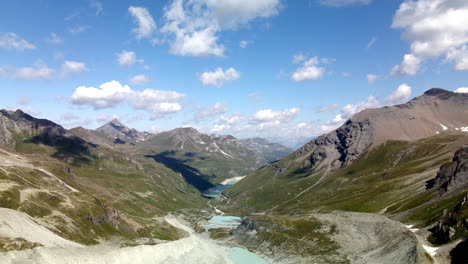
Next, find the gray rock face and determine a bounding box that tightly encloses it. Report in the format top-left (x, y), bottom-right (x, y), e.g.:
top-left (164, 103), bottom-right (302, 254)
top-left (291, 88), bottom-right (468, 172)
top-left (426, 147), bottom-right (468, 194)
top-left (293, 119), bottom-right (373, 171)
top-left (95, 119), bottom-right (151, 142)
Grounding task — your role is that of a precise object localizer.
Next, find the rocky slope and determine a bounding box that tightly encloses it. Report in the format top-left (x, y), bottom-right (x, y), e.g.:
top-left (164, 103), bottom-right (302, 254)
top-left (95, 119), bottom-right (151, 143)
top-left (229, 212), bottom-right (419, 264)
top-left (291, 88), bottom-right (468, 173)
top-left (241, 137), bottom-right (293, 166)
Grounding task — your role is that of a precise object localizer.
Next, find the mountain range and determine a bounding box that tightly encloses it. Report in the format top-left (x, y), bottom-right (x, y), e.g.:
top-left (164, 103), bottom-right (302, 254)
top-left (0, 88), bottom-right (467, 263)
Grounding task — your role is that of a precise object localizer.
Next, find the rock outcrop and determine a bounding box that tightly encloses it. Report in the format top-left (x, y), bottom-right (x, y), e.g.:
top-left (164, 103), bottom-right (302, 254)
top-left (426, 147), bottom-right (468, 194)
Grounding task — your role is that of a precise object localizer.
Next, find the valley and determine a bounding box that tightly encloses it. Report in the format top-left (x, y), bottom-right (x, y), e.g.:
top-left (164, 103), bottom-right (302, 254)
top-left (0, 88), bottom-right (467, 264)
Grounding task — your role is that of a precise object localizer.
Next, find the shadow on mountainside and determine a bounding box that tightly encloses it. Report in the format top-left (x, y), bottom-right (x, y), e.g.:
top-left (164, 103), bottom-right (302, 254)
top-left (145, 151), bottom-right (215, 192)
top-left (25, 128), bottom-right (96, 164)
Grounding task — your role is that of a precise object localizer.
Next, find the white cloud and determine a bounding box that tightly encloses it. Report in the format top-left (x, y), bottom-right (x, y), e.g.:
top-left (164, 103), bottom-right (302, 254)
top-left (367, 74), bottom-right (378, 84)
top-left (0, 33), bottom-right (36, 51)
top-left (90, 1), bottom-right (103, 15)
top-left (191, 102), bottom-right (228, 122)
top-left (130, 74), bottom-right (149, 85)
top-left (96, 113), bottom-right (120, 123)
top-left (292, 54), bottom-right (306, 64)
top-left (319, 0), bottom-right (371, 7)
top-left (60, 61), bottom-right (89, 76)
top-left (70, 80), bottom-right (186, 119)
top-left (251, 108), bottom-right (300, 124)
top-left (366, 36), bottom-right (377, 49)
top-left (317, 104), bottom-right (338, 113)
top-left (454, 87), bottom-right (468, 93)
top-left (68, 26), bottom-right (88, 34)
top-left (71, 81), bottom-right (133, 109)
top-left (291, 56), bottom-right (327, 82)
top-left (384, 83), bottom-right (412, 104)
top-left (161, 0), bottom-right (281, 57)
top-left (239, 40), bottom-right (250, 48)
top-left (391, 0), bottom-right (468, 75)
top-left (117, 50), bottom-right (143, 68)
top-left (340, 95), bottom-right (379, 119)
top-left (390, 53), bottom-right (421, 76)
top-left (46, 33), bottom-right (62, 44)
top-left (199, 67), bottom-right (240, 87)
top-left (128, 6), bottom-right (156, 39)
top-left (0, 62), bottom-right (54, 80)
top-left (446, 45), bottom-right (468, 71)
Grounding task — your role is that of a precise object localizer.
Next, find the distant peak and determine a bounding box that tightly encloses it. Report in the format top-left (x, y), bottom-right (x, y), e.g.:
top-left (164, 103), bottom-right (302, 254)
top-left (109, 118), bottom-right (123, 125)
top-left (424, 88), bottom-right (451, 96)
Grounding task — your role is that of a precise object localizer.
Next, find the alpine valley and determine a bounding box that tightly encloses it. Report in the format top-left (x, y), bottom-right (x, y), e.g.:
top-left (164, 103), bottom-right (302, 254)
top-left (0, 88), bottom-right (466, 263)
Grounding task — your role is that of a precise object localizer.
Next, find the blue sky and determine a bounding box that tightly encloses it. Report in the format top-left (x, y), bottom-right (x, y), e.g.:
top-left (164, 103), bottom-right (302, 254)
top-left (1, 0), bottom-right (467, 146)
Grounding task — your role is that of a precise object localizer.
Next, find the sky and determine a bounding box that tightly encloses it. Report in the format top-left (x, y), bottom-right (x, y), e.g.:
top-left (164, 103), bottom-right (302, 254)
top-left (0, 0), bottom-right (467, 147)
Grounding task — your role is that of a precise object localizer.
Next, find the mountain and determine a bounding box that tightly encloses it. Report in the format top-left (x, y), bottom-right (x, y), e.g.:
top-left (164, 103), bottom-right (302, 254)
top-left (222, 88), bottom-right (468, 261)
top-left (95, 119), bottom-right (151, 143)
top-left (0, 110), bottom-right (206, 248)
top-left (139, 127), bottom-right (257, 188)
top-left (0, 109), bottom-right (94, 162)
top-left (240, 137), bottom-right (293, 166)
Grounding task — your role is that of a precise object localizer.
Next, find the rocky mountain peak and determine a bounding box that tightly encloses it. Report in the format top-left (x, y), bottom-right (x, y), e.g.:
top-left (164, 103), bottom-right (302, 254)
top-left (292, 88), bottom-right (468, 173)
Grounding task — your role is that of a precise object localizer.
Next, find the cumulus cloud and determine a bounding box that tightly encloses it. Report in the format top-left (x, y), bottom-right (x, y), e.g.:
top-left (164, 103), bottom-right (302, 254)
top-left (390, 0), bottom-right (468, 75)
top-left (117, 50), bottom-right (143, 68)
top-left (367, 74), bottom-right (378, 84)
top-left (60, 61), bottom-right (89, 76)
top-left (340, 95), bottom-right (379, 119)
top-left (46, 33), bottom-right (62, 44)
top-left (454, 87), bottom-right (468, 93)
top-left (71, 81), bottom-right (132, 109)
top-left (70, 80), bottom-right (186, 119)
top-left (199, 67), bottom-right (240, 87)
top-left (384, 83), bottom-right (412, 104)
top-left (319, 0), bottom-right (371, 7)
top-left (390, 53), bottom-right (421, 76)
top-left (129, 6), bottom-right (156, 39)
top-left (0, 62), bottom-right (54, 80)
top-left (161, 0), bottom-right (281, 57)
top-left (191, 102), bottom-right (228, 123)
top-left (0, 32), bottom-right (36, 50)
top-left (251, 108), bottom-right (300, 124)
top-left (291, 56), bottom-right (327, 82)
top-left (130, 74), bottom-right (149, 85)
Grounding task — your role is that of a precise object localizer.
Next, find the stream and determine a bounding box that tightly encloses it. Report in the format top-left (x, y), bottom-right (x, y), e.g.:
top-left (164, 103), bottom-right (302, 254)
top-left (0, 177), bottom-right (269, 264)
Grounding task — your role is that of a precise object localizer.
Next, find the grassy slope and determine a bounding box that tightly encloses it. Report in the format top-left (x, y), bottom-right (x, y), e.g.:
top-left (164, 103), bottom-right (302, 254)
top-left (225, 134), bottom-right (468, 229)
top-left (0, 134), bottom-right (206, 246)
